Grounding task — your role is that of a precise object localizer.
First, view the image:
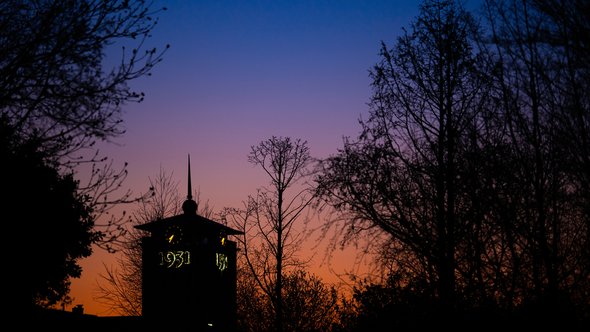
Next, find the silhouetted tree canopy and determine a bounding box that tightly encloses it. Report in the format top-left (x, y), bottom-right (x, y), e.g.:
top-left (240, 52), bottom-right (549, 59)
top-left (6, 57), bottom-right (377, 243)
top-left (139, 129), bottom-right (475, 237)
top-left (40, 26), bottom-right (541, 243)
top-left (235, 269), bottom-right (341, 332)
top-left (1, 116), bottom-right (99, 311)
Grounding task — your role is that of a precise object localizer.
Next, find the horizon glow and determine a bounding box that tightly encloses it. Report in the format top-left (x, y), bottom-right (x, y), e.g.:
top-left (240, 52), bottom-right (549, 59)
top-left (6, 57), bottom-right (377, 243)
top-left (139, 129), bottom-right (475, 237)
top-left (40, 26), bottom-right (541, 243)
top-left (69, 0), bottom-right (421, 316)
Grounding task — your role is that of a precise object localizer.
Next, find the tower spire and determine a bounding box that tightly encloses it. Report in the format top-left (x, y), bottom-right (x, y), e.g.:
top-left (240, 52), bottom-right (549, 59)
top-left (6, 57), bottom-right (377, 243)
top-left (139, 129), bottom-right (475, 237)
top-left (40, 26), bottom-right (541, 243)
top-left (182, 154), bottom-right (198, 215)
top-left (187, 154), bottom-right (193, 200)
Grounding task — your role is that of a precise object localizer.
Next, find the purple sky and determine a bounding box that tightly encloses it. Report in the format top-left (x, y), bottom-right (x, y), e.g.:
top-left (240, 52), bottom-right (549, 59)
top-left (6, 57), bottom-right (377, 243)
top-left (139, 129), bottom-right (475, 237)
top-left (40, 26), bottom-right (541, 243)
top-left (71, 0), bottom-right (426, 316)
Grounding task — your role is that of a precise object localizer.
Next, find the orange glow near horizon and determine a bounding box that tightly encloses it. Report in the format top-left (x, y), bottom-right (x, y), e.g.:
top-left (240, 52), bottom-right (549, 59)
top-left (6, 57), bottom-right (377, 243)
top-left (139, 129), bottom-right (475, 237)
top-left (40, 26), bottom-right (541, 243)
top-left (69, 212), bottom-right (370, 316)
top-left (65, 0), bottom-right (421, 316)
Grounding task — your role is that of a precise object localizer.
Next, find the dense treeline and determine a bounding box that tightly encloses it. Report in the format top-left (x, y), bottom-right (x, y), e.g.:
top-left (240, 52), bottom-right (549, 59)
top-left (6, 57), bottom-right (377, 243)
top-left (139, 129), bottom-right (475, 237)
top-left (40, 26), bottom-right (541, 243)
top-left (314, 0), bottom-right (590, 329)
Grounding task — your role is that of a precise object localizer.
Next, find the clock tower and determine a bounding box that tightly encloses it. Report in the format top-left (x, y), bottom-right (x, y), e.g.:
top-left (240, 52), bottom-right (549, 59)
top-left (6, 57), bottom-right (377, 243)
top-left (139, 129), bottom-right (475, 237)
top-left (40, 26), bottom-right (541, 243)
top-left (135, 156), bottom-right (242, 331)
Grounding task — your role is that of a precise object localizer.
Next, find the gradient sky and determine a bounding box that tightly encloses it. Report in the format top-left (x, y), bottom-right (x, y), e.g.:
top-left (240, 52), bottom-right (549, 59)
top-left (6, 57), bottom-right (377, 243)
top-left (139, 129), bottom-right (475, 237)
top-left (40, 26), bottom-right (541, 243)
top-left (70, 0), bottom-right (428, 316)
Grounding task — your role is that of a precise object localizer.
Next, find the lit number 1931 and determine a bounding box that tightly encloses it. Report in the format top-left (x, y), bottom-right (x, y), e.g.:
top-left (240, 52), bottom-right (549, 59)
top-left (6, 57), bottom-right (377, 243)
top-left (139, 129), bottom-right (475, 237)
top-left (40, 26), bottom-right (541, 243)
top-left (159, 250), bottom-right (191, 268)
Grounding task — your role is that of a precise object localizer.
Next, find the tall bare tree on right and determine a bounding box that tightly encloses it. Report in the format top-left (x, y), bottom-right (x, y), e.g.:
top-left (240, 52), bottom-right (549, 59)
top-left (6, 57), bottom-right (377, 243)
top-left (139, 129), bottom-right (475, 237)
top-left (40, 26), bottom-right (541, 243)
top-left (315, 0), bottom-right (487, 322)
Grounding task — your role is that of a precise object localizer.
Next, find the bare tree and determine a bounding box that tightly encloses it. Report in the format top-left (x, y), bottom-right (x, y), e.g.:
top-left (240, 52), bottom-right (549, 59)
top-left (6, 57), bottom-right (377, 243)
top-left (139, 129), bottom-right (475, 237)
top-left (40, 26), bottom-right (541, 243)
top-left (222, 136), bottom-right (314, 332)
top-left (0, 0), bottom-right (169, 252)
top-left (481, 0), bottom-right (590, 318)
top-left (315, 0), bottom-right (487, 315)
top-left (315, 0), bottom-right (590, 325)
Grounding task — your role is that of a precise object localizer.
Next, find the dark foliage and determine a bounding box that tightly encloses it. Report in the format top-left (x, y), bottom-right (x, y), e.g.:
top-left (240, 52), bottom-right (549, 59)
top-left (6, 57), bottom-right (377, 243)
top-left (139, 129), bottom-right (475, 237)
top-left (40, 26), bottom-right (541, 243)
top-left (236, 269), bottom-right (340, 332)
top-left (337, 271), bottom-right (587, 331)
top-left (1, 116), bottom-right (100, 311)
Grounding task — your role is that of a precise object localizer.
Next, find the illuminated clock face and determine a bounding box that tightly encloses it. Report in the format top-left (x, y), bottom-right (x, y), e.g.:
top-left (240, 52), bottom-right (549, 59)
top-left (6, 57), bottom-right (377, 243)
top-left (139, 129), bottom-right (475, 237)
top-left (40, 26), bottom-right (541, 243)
top-left (164, 224), bottom-right (183, 245)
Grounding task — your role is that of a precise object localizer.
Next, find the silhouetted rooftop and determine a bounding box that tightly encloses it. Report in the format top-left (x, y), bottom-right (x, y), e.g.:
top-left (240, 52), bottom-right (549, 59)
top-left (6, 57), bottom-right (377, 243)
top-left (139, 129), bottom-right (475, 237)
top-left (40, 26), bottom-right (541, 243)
top-left (134, 211), bottom-right (243, 236)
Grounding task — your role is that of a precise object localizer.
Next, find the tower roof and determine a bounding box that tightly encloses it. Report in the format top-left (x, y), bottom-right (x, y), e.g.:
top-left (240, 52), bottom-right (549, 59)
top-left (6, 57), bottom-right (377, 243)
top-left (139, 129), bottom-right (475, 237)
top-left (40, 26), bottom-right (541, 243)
top-left (134, 154), bottom-right (243, 236)
top-left (134, 211), bottom-right (243, 235)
